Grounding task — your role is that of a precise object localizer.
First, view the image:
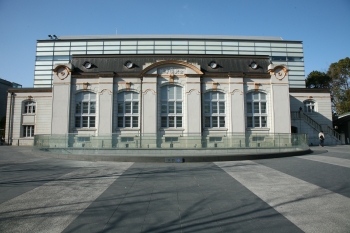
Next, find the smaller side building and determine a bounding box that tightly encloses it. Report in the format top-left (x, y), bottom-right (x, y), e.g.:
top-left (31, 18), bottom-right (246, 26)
top-left (5, 88), bottom-right (52, 145)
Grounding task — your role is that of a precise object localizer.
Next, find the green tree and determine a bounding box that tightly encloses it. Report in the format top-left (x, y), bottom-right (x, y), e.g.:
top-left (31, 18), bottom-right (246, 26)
top-left (327, 57), bottom-right (350, 114)
top-left (305, 71), bottom-right (331, 89)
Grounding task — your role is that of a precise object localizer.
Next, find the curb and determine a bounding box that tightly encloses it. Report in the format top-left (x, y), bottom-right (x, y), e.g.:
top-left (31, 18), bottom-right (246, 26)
top-left (33, 148), bottom-right (312, 162)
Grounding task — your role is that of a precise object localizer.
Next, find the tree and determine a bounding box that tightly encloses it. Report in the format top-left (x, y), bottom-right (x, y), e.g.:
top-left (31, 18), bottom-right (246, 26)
top-left (305, 71), bottom-right (331, 89)
top-left (327, 57), bottom-right (350, 114)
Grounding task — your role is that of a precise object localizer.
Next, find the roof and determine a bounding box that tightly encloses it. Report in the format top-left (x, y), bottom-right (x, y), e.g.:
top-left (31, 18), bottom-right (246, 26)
top-left (37, 34), bottom-right (302, 43)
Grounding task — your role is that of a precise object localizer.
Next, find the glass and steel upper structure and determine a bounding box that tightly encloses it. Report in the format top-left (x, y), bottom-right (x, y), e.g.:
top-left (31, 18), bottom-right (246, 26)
top-left (35, 35), bottom-right (305, 88)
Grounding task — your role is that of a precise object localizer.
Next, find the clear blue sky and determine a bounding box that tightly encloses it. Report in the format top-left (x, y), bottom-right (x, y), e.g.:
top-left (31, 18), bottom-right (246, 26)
top-left (0, 0), bottom-right (349, 87)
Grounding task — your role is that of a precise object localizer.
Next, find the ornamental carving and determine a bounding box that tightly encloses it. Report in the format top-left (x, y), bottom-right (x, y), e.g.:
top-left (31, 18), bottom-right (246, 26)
top-left (158, 67), bottom-right (185, 75)
top-left (268, 65), bottom-right (289, 81)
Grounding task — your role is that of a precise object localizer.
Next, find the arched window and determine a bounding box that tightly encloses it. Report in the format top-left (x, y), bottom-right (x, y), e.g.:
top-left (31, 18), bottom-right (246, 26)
top-left (203, 91), bottom-right (225, 128)
top-left (246, 92), bottom-right (267, 128)
top-left (304, 100), bottom-right (315, 113)
top-left (161, 85), bottom-right (183, 128)
top-left (24, 101), bottom-right (36, 114)
top-left (75, 92), bottom-right (96, 128)
top-left (117, 92), bottom-right (139, 128)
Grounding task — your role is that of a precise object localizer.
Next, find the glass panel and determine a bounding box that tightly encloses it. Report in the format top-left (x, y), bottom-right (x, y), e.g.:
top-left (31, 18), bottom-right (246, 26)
top-left (90, 102), bottom-right (96, 114)
top-left (206, 41), bottom-right (221, 46)
top-left (204, 102), bottom-right (210, 114)
top-left (83, 102), bottom-right (89, 113)
top-left (176, 102), bottom-right (182, 114)
top-left (212, 93), bottom-right (217, 100)
top-left (239, 42), bottom-right (254, 46)
top-left (219, 92), bottom-right (225, 100)
top-left (219, 117), bottom-right (225, 127)
top-left (212, 117), bottom-right (218, 127)
top-left (176, 86), bottom-right (182, 100)
top-left (104, 41), bottom-right (120, 46)
top-left (133, 102), bottom-right (138, 113)
top-left (161, 117), bottom-right (167, 127)
top-left (125, 102), bottom-right (131, 113)
top-left (247, 102), bottom-right (252, 113)
top-left (253, 92), bottom-right (259, 100)
top-left (176, 117), bottom-right (182, 127)
top-left (71, 46), bottom-right (86, 51)
top-left (219, 102), bottom-right (225, 113)
top-left (172, 41), bottom-right (188, 45)
top-left (261, 116), bottom-right (267, 127)
top-left (169, 116), bottom-right (175, 127)
top-left (71, 42), bottom-right (86, 46)
top-left (247, 117), bottom-right (253, 127)
top-left (133, 117), bottom-right (138, 127)
top-left (260, 93), bottom-right (266, 100)
top-left (246, 93), bottom-right (252, 101)
top-left (168, 102), bottom-right (174, 113)
top-left (90, 117), bottom-right (95, 127)
top-left (254, 116), bottom-right (260, 127)
top-left (155, 41), bottom-right (171, 45)
top-left (75, 102), bottom-right (81, 113)
top-left (189, 41), bottom-right (205, 45)
top-left (121, 41), bottom-right (137, 45)
top-left (125, 92), bottom-right (132, 100)
top-left (118, 117), bottom-right (123, 127)
top-left (189, 46), bottom-right (205, 50)
top-left (138, 41), bottom-right (153, 45)
top-left (261, 102), bottom-right (266, 113)
top-left (53, 56), bottom-right (70, 61)
top-left (133, 93), bottom-right (139, 99)
top-left (36, 56), bottom-right (53, 61)
top-left (254, 103), bottom-right (260, 113)
top-left (168, 86), bottom-right (175, 99)
top-left (31, 126), bottom-right (35, 137)
top-left (83, 92), bottom-right (90, 100)
top-left (205, 117), bottom-right (210, 127)
top-left (204, 92), bottom-right (210, 100)
top-left (212, 102), bottom-right (218, 113)
top-left (118, 103), bottom-right (124, 113)
top-left (82, 116), bottom-right (88, 127)
top-left (161, 102), bottom-right (167, 113)
top-left (88, 41), bottom-right (103, 46)
top-left (75, 117), bottom-right (81, 128)
top-left (104, 46), bottom-right (120, 50)
top-left (118, 93), bottom-right (124, 101)
top-left (222, 41), bottom-right (238, 46)
top-left (125, 116), bottom-right (131, 127)
top-left (161, 87), bottom-right (167, 100)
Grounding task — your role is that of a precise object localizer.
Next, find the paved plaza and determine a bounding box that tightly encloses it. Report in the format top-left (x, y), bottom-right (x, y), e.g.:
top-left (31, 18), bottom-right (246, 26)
top-left (0, 146), bottom-right (350, 233)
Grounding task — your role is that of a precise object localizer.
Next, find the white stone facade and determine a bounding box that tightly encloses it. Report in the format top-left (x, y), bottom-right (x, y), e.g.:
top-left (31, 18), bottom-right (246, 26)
top-left (5, 56), bottom-right (339, 147)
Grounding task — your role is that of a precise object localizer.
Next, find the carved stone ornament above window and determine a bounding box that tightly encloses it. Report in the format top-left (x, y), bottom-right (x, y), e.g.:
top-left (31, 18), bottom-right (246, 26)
top-left (158, 67), bottom-right (185, 75)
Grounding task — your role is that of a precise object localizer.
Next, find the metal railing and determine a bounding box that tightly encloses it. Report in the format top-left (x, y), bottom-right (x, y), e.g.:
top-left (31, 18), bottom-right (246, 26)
top-left (291, 111), bottom-right (341, 142)
top-left (34, 133), bottom-right (308, 151)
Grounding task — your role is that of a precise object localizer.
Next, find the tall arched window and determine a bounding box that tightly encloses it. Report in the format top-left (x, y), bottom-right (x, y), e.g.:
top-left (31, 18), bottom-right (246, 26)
top-left (246, 92), bottom-right (267, 128)
top-left (203, 91), bottom-right (225, 128)
top-left (75, 92), bottom-right (96, 128)
top-left (161, 85), bottom-right (183, 128)
top-left (117, 92), bottom-right (139, 128)
top-left (24, 101), bottom-right (36, 114)
top-left (304, 100), bottom-right (316, 113)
